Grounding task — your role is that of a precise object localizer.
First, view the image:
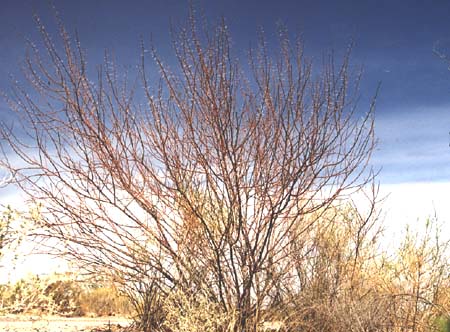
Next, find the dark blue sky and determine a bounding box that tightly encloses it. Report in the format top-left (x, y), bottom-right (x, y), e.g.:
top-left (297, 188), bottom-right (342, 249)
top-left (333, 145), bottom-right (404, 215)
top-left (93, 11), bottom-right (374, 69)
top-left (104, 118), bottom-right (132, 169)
top-left (1, 0), bottom-right (450, 184)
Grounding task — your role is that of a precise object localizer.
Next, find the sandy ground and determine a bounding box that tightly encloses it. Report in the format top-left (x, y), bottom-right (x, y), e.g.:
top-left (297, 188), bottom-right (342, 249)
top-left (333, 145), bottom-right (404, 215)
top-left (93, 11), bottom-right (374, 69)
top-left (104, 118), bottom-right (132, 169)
top-left (0, 315), bottom-right (133, 332)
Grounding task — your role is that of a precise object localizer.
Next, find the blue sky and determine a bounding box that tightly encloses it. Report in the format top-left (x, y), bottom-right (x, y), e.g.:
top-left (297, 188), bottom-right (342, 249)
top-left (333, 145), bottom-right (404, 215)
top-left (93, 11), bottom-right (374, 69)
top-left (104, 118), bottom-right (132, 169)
top-left (1, 0), bottom-right (450, 184)
top-left (1, 0), bottom-right (450, 280)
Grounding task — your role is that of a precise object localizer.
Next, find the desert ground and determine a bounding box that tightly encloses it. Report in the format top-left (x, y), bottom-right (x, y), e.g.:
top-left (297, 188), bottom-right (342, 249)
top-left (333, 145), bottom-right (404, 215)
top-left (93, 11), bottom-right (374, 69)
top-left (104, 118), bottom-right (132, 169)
top-left (0, 315), bottom-right (132, 332)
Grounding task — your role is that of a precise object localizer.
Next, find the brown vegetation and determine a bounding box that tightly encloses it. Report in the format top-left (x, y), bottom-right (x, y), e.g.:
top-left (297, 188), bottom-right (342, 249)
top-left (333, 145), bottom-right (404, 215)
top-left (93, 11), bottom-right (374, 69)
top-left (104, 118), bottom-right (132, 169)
top-left (0, 273), bottom-right (133, 317)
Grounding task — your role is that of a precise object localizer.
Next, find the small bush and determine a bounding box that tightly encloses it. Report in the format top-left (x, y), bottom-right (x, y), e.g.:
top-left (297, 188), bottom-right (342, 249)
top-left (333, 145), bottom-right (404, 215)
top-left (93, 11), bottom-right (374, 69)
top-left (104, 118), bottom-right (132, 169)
top-left (436, 316), bottom-right (450, 332)
top-left (163, 289), bottom-right (236, 332)
top-left (80, 285), bottom-right (133, 316)
top-left (0, 273), bottom-right (133, 316)
top-left (0, 274), bottom-right (69, 314)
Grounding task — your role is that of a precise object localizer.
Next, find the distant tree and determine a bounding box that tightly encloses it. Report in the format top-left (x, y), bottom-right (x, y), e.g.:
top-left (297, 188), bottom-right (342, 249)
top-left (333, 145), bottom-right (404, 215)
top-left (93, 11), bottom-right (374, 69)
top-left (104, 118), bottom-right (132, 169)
top-left (0, 206), bottom-right (18, 267)
top-left (0, 207), bottom-right (12, 258)
top-left (0, 168), bottom-right (13, 260)
top-left (0, 12), bottom-right (377, 332)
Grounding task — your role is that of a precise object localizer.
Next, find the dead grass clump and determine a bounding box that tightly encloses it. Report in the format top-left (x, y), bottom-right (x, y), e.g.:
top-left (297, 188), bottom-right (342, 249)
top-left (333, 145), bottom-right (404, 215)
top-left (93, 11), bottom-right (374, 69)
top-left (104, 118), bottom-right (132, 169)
top-left (80, 285), bottom-right (133, 317)
top-left (0, 273), bottom-right (133, 317)
top-left (250, 208), bottom-right (450, 332)
top-left (0, 274), bottom-right (81, 315)
top-left (162, 289), bottom-right (236, 332)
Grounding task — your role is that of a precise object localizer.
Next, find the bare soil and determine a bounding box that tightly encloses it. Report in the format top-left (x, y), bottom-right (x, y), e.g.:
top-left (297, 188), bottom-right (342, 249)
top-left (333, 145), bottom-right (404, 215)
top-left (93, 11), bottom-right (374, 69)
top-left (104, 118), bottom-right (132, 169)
top-left (0, 315), bottom-right (133, 332)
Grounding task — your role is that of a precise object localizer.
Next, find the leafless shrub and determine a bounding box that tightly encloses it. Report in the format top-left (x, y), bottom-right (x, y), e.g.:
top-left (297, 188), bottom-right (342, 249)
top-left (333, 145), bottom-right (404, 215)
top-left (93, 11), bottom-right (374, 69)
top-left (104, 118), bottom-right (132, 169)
top-left (0, 9), bottom-right (379, 331)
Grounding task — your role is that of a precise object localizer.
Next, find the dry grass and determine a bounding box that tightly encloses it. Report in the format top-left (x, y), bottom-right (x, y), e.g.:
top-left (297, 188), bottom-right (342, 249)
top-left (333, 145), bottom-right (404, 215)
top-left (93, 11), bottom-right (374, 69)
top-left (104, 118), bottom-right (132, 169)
top-left (162, 289), bottom-right (236, 332)
top-left (0, 273), bottom-right (133, 317)
top-left (2, 209), bottom-right (450, 332)
top-left (121, 209), bottom-right (450, 332)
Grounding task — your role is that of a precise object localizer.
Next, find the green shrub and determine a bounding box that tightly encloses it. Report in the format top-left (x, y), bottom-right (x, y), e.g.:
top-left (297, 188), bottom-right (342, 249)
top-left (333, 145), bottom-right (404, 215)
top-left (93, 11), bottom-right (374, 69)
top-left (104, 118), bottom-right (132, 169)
top-left (436, 316), bottom-right (450, 332)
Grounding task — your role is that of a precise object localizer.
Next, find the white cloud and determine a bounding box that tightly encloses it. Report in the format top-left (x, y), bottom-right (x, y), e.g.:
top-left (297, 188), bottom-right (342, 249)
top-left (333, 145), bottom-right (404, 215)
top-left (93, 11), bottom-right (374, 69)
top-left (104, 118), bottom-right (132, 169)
top-left (378, 181), bottom-right (450, 249)
top-left (1, 181), bottom-right (449, 283)
top-left (373, 105), bottom-right (450, 183)
top-left (2, 104), bottom-right (450, 282)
